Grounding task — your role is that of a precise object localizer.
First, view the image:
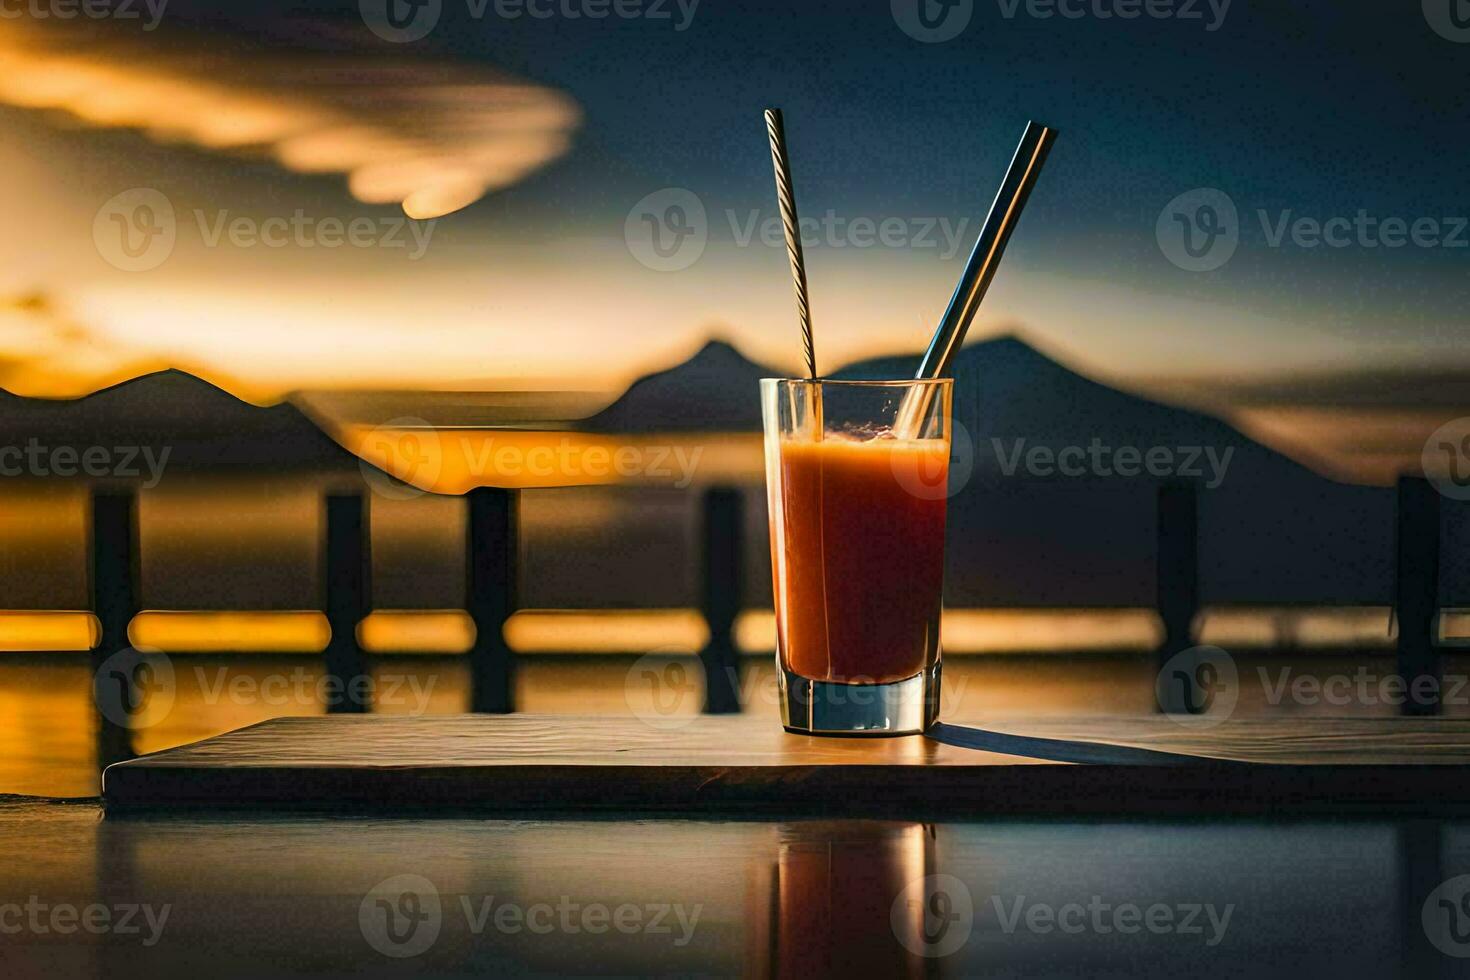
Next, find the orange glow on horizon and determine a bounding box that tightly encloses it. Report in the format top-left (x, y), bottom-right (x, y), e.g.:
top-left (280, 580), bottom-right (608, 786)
top-left (358, 610), bottom-right (476, 654)
top-left (129, 611), bottom-right (331, 653)
top-left (504, 609), bottom-right (708, 654)
top-left (0, 612), bottom-right (99, 652)
top-left (0, 607), bottom-right (1422, 656)
top-left (347, 425), bottom-right (763, 493)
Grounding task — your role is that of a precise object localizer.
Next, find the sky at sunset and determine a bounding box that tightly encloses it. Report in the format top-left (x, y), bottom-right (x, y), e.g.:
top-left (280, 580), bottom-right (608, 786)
top-left (0, 0), bottom-right (1466, 417)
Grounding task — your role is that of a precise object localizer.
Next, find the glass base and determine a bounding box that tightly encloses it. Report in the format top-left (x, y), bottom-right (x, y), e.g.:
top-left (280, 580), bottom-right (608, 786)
top-left (778, 660), bottom-right (940, 736)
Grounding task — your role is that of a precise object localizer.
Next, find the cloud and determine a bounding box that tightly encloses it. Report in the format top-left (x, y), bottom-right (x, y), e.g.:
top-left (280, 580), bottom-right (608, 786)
top-left (0, 18), bottom-right (581, 218)
top-left (0, 293), bottom-right (161, 398)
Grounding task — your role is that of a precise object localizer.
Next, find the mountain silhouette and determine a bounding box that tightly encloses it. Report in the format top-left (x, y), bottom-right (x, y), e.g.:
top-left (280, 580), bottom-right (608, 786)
top-left (0, 370), bottom-right (375, 482)
top-left (584, 339), bottom-right (781, 433)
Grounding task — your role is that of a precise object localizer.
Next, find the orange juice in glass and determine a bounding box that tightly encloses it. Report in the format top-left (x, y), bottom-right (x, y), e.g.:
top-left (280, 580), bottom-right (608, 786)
top-left (760, 378), bottom-right (952, 735)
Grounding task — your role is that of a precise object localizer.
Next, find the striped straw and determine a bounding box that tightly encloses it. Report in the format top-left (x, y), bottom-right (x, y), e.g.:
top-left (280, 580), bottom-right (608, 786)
top-left (764, 108), bottom-right (816, 379)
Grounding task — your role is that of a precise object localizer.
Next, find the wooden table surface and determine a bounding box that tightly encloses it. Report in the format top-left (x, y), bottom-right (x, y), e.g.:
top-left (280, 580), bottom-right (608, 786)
top-left (102, 713), bottom-right (1470, 814)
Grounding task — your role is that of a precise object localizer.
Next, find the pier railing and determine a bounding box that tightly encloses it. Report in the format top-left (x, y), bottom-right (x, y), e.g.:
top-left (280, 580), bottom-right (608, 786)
top-left (81, 477), bottom-right (1456, 736)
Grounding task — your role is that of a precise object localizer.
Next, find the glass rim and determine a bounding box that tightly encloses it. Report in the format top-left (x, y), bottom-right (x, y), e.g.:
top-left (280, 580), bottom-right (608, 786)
top-left (759, 377), bottom-right (953, 388)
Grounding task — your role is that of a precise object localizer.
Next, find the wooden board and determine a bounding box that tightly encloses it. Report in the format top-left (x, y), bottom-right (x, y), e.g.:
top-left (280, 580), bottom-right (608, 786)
top-left (102, 714), bottom-right (1470, 814)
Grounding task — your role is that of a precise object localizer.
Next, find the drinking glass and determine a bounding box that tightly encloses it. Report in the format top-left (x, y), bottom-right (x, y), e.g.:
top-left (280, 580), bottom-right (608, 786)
top-left (760, 378), bottom-right (953, 735)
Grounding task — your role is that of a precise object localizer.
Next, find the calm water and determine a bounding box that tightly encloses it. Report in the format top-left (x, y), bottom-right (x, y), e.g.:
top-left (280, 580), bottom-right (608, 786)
top-left (4, 651), bottom-right (1468, 798)
top-left (0, 799), bottom-right (1459, 978)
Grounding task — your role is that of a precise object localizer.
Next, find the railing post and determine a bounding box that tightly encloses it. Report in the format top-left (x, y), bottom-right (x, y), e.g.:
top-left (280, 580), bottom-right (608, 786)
top-left (91, 491), bottom-right (140, 765)
top-left (467, 487), bottom-right (517, 713)
top-left (1155, 483), bottom-right (1199, 702)
top-left (1397, 476), bottom-right (1441, 716)
top-left (324, 493), bottom-right (370, 713)
top-left (700, 487), bottom-right (742, 713)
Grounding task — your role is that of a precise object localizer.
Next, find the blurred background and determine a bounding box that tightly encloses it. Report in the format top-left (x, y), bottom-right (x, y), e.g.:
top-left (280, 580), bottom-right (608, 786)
top-left (1, 0), bottom-right (1468, 795)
